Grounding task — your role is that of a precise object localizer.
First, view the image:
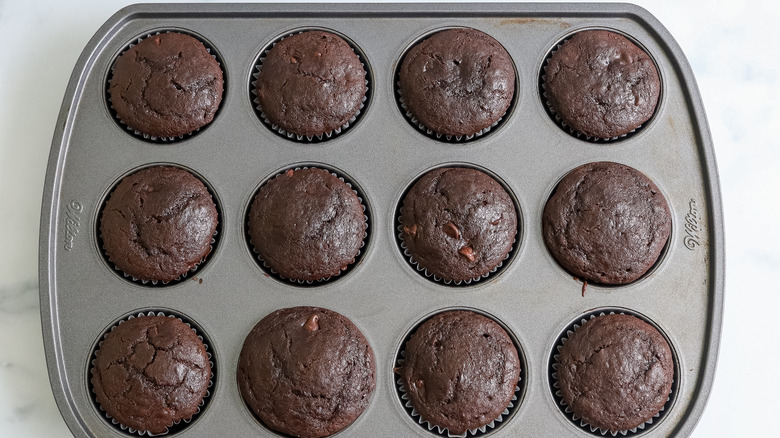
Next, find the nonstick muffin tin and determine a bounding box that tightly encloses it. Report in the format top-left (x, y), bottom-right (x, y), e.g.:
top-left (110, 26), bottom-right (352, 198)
top-left (40, 3), bottom-right (723, 437)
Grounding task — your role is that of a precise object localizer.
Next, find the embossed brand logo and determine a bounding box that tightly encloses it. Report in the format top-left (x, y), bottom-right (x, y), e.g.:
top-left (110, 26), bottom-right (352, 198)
top-left (63, 200), bottom-right (83, 251)
top-left (684, 199), bottom-right (702, 250)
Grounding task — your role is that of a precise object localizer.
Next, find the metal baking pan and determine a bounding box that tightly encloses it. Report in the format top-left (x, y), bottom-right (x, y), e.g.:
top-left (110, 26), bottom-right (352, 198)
top-left (39, 3), bottom-right (723, 437)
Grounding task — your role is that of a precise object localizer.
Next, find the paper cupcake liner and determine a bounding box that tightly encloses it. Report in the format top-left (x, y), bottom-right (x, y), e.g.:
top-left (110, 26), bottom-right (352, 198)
top-left (395, 365), bottom-right (520, 438)
top-left (98, 166), bottom-right (222, 287)
top-left (106, 30), bottom-right (225, 143)
top-left (540, 32), bottom-right (653, 143)
top-left (549, 309), bottom-right (678, 436)
top-left (89, 311), bottom-right (215, 436)
top-left (396, 220), bottom-right (515, 286)
top-left (393, 310), bottom-right (524, 437)
top-left (250, 30), bottom-right (370, 142)
top-left (246, 166), bottom-right (369, 285)
top-left (101, 231), bottom-right (218, 286)
top-left (396, 86), bottom-right (503, 143)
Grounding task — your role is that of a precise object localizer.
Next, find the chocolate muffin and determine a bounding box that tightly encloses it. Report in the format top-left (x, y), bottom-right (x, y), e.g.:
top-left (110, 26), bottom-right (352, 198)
top-left (555, 313), bottom-right (674, 432)
top-left (543, 29), bottom-right (660, 139)
top-left (100, 166), bottom-right (218, 283)
top-left (247, 168), bottom-right (366, 282)
top-left (255, 30), bottom-right (367, 139)
top-left (237, 307), bottom-right (376, 438)
top-left (109, 32), bottom-right (224, 138)
top-left (543, 162), bottom-right (670, 285)
top-left (400, 167), bottom-right (517, 283)
top-left (399, 310), bottom-right (520, 435)
top-left (91, 315), bottom-right (211, 435)
top-left (398, 28), bottom-right (515, 139)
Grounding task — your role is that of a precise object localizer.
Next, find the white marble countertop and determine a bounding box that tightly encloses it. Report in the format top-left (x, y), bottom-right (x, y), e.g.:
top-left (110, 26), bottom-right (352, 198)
top-left (1, 0), bottom-right (776, 436)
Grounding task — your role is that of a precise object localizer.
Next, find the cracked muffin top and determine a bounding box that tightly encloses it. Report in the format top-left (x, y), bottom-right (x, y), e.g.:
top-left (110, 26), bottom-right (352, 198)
top-left (398, 27), bottom-right (515, 138)
top-left (542, 161), bottom-right (670, 285)
top-left (237, 306), bottom-right (376, 438)
top-left (247, 167), bottom-right (366, 282)
top-left (543, 29), bottom-right (660, 139)
top-left (255, 30), bottom-right (366, 138)
top-left (99, 166), bottom-right (218, 283)
top-left (109, 32), bottom-right (224, 138)
top-left (399, 167), bottom-right (517, 283)
top-left (555, 313), bottom-right (674, 432)
top-left (91, 315), bottom-right (211, 435)
top-left (399, 310), bottom-right (520, 435)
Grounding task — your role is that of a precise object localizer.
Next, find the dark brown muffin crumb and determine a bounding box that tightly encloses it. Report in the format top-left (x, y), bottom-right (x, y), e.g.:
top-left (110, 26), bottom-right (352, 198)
top-left (400, 310), bottom-right (520, 435)
top-left (91, 315), bottom-right (211, 435)
top-left (100, 166), bottom-right (218, 283)
top-left (237, 307), bottom-right (376, 438)
top-left (399, 28), bottom-right (515, 138)
top-left (542, 162), bottom-right (670, 285)
top-left (543, 29), bottom-right (660, 139)
top-left (556, 313), bottom-right (674, 432)
top-left (400, 167), bottom-right (517, 283)
top-left (109, 32), bottom-right (224, 138)
top-left (255, 30), bottom-right (366, 138)
top-left (247, 168), bottom-right (366, 282)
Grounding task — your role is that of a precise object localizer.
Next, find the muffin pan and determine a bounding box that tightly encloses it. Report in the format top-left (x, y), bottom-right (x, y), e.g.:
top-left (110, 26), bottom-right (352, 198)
top-left (40, 3), bottom-right (723, 437)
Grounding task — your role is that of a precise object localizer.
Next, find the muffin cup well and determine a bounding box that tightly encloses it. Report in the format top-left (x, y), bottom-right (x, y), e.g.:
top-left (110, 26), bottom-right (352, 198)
top-left (395, 164), bottom-right (521, 287)
top-left (539, 28), bottom-right (661, 143)
top-left (245, 165), bottom-right (370, 286)
top-left (97, 164), bottom-right (222, 287)
top-left (250, 29), bottom-right (371, 143)
top-left (106, 30), bottom-right (226, 143)
top-left (88, 310), bottom-right (216, 436)
top-left (393, 308), bottom-right (525, 437)
top-left (549, 308), bottom-right (678, 437)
